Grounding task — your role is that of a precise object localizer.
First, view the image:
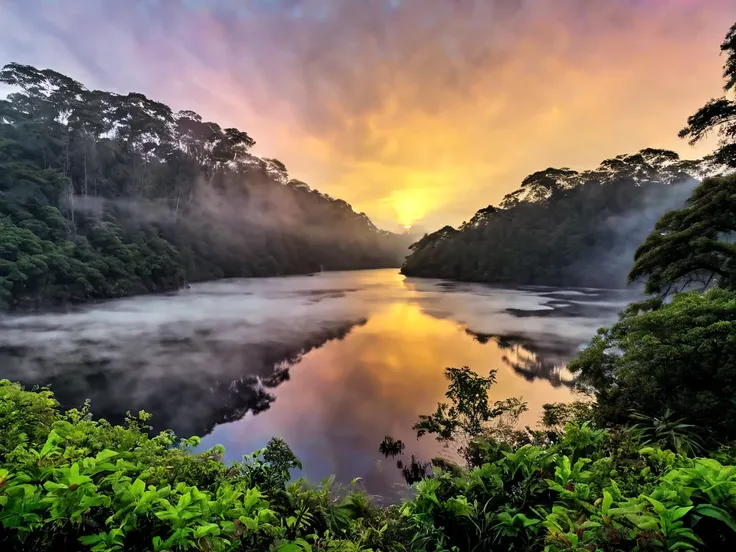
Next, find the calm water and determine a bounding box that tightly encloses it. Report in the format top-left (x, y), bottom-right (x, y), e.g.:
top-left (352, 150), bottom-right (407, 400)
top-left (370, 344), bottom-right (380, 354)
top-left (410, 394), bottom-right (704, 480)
top-left (0, 269), bottom-right (634, 500)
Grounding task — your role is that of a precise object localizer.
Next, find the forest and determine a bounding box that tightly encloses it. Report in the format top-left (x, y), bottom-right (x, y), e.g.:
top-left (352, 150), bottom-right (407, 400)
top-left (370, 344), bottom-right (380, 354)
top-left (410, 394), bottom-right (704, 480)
top-left (400, 27), bottom-right (736, 289)
top-left (0, 165), bottom-right (735, 550)
top-left (401, 150), bottom-right (709, 288)
top-left (0, 63), bottom-right (408, 310)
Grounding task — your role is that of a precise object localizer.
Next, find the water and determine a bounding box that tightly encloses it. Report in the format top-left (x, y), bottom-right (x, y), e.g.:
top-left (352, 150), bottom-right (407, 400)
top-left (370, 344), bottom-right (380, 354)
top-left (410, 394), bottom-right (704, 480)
top-left (0, 269), bottom-right (635, 500)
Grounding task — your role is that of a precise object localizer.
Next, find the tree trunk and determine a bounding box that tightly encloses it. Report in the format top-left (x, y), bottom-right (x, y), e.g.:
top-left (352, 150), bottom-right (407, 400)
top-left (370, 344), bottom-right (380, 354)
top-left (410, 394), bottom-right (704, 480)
top-left (69, 182), bottom-right (75, 231)
top-left (65, 136), bottom-right (75, 231)
top-left (83, 148), bottom-right (88, 212)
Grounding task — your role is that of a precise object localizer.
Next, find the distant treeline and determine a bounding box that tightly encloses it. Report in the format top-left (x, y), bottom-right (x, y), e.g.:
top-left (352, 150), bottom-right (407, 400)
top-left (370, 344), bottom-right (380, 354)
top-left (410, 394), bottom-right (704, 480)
top-left (403, 18), bottom-right (736, 290)
top-left (0, 63), bottom-right (409, 310)
top-left (401, 149), bottom-right (711, 288)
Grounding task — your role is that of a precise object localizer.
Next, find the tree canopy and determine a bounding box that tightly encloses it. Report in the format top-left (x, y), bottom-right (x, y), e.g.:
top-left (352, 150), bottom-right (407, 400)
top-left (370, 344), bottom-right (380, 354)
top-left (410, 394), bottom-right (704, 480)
top-left (401, 149), bottom-right (703, 288)
top-left (629, 174), bottom-right (736, 295)
top-left (0, 63), bottom-right (409, 310)
top-left (569, 287), bottom-right (736, 445)
top-left (679, 22), bottom-right (736, 168)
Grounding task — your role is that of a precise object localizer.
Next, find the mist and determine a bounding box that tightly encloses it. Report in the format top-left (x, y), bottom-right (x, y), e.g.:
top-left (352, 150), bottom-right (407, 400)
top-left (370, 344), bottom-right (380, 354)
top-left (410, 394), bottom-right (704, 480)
top-left (1, 0), bottom-right (732, 229)
top-left (566, 176), bottom-right (701, 289)
top-left (0, 270), bottom-right (631, 437)
top-left (69, 154), bottom-right (406, 250)
top-left (0, 275), bottom-right (373, 436)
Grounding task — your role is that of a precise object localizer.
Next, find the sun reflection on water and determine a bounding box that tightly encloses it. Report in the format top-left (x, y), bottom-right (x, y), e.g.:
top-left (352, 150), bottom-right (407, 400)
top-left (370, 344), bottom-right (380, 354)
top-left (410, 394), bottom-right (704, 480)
top-left (202, 298), bottom-right (578, 498)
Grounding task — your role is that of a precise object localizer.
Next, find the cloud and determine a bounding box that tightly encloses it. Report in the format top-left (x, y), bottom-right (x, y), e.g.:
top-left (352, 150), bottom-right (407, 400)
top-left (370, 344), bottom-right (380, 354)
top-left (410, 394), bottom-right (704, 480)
top-left (1, 0), bottom-right (734, 229)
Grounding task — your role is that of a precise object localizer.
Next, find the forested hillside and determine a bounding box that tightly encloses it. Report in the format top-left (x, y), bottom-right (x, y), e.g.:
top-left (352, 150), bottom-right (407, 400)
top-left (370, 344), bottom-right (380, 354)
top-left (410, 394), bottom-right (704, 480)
top-left (401, 149), bottom-right (708, 288)
top-left (0, 63), bottom-right (407, 310)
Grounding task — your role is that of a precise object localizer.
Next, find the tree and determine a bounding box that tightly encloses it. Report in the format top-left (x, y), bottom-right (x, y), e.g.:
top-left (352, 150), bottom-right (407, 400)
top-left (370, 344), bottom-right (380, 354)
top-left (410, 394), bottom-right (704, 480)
top-left (413, 367), bottom-right (527, 462)
top-left (679, 22), bottom-right (736, 167)
top-left (401, 149), bottom-right (702, 288)
top-left (0, 62), bottom-right (408, 310)
top-left (569, 288), bottom-right (736, 444)
top-left (629, 174), bottom-right (736, 295)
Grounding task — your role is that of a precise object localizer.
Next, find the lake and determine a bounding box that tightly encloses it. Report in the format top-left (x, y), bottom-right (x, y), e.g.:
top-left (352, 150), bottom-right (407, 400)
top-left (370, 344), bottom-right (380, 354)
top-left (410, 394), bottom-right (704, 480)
top-left (0, 269), bottom-right (635, 501)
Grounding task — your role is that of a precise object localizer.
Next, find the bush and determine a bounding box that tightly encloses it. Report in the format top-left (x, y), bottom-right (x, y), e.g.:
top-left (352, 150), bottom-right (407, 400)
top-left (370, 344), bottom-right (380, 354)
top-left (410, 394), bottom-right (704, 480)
top-left (569, 288), bottom-right (736, 445)
top-left (2, 380), bottom-right (736, 551)
top-left (0, 381), bottom-right (411, 551)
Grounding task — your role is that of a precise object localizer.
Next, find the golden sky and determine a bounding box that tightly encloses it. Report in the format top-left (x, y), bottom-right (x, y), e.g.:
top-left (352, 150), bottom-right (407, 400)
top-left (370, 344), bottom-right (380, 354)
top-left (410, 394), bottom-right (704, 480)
top-left (2, 0), bottom-right (735, 230)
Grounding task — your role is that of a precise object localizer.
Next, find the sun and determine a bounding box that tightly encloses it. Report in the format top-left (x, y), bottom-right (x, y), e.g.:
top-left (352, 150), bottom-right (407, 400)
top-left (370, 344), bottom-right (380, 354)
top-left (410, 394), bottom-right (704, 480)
top-left (403, 224), bottom-right (412, 230)
top-left (388, 188), bottom-right (427, 228)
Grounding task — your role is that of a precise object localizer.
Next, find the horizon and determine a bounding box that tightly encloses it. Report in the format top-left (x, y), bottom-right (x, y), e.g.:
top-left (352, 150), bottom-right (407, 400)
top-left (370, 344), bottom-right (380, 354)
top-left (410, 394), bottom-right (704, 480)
top-left (1, 0), bottom-right (734, 232)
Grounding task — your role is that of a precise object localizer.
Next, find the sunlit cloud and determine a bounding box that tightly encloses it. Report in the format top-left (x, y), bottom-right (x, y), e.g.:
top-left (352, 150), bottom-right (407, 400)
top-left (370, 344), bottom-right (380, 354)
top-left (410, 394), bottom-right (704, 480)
top-left (0, 0), bottom-right (733, 229)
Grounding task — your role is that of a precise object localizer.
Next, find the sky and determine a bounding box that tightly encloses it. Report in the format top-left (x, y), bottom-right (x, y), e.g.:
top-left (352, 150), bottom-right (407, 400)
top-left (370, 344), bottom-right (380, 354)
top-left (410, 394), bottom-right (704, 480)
top-left (1, 0), bottom-right (734, 231)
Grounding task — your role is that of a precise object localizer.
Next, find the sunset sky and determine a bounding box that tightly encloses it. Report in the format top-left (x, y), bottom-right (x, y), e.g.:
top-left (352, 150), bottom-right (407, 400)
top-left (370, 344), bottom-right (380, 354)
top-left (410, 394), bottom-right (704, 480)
top-left (1, 0), bottom-right (734, 231)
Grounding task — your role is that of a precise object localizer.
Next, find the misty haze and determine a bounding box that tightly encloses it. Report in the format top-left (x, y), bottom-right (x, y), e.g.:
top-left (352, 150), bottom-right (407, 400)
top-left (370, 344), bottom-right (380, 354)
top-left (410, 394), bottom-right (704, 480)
top-left (0, 269), bottom-right (635, 498)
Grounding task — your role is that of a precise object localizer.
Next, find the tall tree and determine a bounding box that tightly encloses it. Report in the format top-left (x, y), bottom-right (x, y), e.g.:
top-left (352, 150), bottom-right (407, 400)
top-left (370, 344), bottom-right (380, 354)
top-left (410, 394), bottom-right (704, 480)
top-left (402, 150), bottom-right (702, 288)
top-left (629, 174), bottom-right (736, 295)
top-left (0, 62), bottom-right (408, 310)
top-left (679, 22), bottom-right (736, 168)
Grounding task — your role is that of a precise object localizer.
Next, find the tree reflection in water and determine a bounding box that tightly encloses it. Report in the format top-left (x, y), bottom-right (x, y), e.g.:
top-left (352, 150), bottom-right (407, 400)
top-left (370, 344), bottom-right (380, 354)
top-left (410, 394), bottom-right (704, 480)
top-left (0, 319), bottom-right (366, 437)
top-left (464, 329), bottom-right (576, 388)
top-left (379, 436), bottom-right (432, 485)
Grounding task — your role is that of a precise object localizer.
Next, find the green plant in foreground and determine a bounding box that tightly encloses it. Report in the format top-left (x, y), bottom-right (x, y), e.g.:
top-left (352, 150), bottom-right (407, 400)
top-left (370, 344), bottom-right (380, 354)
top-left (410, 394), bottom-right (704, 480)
top-left (0, 380), bottom-right (414, 552)
top-left (4, 370), bottom-right (736, 551)
top-left (629, 409), bottom-right (706, 457)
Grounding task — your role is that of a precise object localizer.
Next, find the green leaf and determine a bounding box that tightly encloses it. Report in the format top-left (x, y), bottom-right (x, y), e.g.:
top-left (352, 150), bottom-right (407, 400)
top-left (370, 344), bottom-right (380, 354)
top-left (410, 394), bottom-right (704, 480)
top-left (78, 533), bottom-right (105, 545)
top-left (95, 450), bottom-right (119, 463)
top-left (43, 481), bottom-right (65, 491)
top-left (293, 538), bottom-right (313, 551)
top-left (693, 504), bottom-right (736, 532)
top-left (671, 505), bottom-right (694, 521)
top-left (131, 478), bottom-right (146, 496)
top-left (602, 491), bottom-right (613, 514)
top-left (276, 544), bottom-right (302, 552)
top-left (193, 523), bottom-right (220, 539)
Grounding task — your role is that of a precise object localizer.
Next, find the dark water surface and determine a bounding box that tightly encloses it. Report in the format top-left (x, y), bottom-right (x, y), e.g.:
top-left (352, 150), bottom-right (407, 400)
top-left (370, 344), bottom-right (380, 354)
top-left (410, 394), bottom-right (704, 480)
top-left (0, 269), bottom-right (635, 500)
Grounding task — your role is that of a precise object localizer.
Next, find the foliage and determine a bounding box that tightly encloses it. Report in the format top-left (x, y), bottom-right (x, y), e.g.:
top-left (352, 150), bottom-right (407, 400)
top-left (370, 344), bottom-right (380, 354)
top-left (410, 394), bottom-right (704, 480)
top-left (679, 21), bottom-right (736, 168)
top-left (401, 363), bottom-right (736, 551)
top-left (413, 367), bottom-right (528, 461)
top-left (4, 15), bottom-right (736, 552)
top-left (628, 410), bottom-right (705, 457)
top-left (629, 174), bottom-right (736, 296)
top-left (4, 376), bottom-right (736, 551)
top-left (0, 62), bottom-right (408, 310)
top-left (378, 436), bottom-right (406, 458)
top-left (541, 402), bottom-right (596, 433)
top-left (401, 149), bottom-right (703, 288)
top-left (0, 380), bottom-right (413, 551)
top-left (569, 288), bottom-right (736, 445)
top-left (401, 422), bottom-right (736, 551)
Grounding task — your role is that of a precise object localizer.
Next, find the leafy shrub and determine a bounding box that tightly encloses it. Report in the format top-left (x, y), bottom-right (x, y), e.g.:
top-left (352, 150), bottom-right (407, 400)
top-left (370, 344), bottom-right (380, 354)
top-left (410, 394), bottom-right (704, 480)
top-left (0, 381), bottom-right (409, 551)
top-left (569, 288), bottom-right (736, 445)
top-left (3, 373), bottom-right (736, 551)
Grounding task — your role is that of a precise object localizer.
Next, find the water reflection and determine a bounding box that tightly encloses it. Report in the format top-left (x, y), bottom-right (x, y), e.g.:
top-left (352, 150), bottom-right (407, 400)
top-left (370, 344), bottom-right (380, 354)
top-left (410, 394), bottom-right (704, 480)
top-left (198, 301), bottom-right (588, 500)
top-left (465, 330), bottom-right (575, 388)
top-left (0, 318), bottom-right (364, 437)
top-left (0, 269), bottom-right (634, 499)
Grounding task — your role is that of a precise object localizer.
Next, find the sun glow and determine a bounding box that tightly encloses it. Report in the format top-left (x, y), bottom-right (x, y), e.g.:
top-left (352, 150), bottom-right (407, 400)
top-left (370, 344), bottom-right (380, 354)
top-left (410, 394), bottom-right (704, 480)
top-left (384, 187), bottom-right (431, 228)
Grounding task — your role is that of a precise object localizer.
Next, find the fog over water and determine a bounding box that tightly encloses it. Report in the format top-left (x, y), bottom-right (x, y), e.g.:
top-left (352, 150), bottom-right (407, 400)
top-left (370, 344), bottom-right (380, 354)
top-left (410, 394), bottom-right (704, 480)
top-left (0, 269), bottom-right (636, 500)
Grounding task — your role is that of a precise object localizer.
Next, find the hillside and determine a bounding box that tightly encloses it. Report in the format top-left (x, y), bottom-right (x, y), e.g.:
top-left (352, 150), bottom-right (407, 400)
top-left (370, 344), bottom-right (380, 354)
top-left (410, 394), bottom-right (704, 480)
top-left (0, 63), bottom-right (408, 310)
top-left (401, 149), bottom-right (707, 288)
